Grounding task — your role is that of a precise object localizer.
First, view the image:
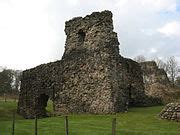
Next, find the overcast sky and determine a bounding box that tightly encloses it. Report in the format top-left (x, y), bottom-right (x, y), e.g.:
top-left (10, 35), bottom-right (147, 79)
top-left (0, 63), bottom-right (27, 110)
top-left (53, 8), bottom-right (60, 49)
top-left (0, 0), bottom-right (180, 70)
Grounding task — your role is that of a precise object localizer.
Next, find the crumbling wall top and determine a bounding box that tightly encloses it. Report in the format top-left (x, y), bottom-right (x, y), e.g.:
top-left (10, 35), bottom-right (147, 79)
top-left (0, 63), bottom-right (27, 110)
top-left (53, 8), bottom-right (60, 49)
top-left (140, 61), bottom-right (157, 70)
top-left (63, 10), bottom-right (119, 57)
top-left (65, 10), bottom-right (113, 35)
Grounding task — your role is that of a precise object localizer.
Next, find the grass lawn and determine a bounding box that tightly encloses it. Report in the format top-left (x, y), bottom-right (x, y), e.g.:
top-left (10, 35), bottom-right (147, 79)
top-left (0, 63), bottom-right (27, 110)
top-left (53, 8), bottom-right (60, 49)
top-left (0, 100), bottom-right (180, 135)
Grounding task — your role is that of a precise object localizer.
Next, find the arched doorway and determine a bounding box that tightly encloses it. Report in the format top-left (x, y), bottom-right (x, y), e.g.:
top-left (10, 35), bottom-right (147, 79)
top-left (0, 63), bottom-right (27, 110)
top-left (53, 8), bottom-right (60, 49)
top-left (35, 94), bottom-right (49, 117)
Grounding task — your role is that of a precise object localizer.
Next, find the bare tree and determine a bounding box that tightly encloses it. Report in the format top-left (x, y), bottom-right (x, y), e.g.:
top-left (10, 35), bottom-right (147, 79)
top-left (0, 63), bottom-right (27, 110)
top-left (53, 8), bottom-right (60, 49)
top-left (134, 55), bottom-right (146, 63)
top-left (154, 58), bottom-right (168, 72)
top-left (166, 56), bottom-right (179, 86)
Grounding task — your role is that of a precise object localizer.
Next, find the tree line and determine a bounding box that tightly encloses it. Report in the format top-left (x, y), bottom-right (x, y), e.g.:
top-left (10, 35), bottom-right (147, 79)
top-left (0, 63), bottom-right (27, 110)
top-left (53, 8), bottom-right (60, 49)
top-left (134, 55), bottom-right (180, 87)
top-left (0, 67), bottom-right (22, 99)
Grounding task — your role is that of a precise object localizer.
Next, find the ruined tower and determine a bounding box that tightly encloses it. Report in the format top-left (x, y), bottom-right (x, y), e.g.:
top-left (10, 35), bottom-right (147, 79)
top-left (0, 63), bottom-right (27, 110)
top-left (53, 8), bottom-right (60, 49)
top-left (55, 10), bottom-right (128, 114)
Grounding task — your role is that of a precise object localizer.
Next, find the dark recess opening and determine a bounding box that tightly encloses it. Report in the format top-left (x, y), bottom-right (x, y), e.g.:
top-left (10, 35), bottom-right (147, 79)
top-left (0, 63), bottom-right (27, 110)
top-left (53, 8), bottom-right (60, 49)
top-left (128, 85), bottom-right (133, 106)
top-left (35, 94), bottom-right (49, 117)
top-left (78, 29), bottom-right (86, 42)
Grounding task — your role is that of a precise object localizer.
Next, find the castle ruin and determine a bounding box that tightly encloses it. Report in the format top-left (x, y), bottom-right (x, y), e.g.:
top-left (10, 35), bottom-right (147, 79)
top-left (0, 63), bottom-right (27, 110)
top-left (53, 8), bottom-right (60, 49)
top-left (17, 11), bottom-right (168, 118)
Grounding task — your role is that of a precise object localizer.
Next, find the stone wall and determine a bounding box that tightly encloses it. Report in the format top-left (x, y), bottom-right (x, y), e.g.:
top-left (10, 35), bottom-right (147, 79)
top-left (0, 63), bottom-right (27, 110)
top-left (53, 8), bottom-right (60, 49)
top-left (18, 10), bottom-right (156, 118)
top-left (122, 58), bottom-right (146, 106)
top-left (17, 61), bottom-right (63, 118)
top-left (140, 61), bottom-right (171, 102)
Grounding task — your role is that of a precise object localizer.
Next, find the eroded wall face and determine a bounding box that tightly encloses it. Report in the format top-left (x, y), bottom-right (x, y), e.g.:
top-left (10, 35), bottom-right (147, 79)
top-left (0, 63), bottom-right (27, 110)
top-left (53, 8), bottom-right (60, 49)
top-left (122, 58), bottom-right (146, 106)
top-left (140, 61), bottom-right (171, 102)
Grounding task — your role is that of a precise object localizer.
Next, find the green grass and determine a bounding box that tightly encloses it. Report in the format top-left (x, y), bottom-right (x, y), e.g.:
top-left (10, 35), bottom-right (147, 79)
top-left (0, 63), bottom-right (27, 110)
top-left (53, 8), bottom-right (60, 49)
top-left (0, 100), bottom-right (180, 135)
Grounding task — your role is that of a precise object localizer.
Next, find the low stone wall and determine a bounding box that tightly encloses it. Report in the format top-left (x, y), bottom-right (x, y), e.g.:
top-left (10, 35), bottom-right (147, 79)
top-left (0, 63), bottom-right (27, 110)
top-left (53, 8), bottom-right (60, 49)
top-left (159, 103), bottom-right (180, 122)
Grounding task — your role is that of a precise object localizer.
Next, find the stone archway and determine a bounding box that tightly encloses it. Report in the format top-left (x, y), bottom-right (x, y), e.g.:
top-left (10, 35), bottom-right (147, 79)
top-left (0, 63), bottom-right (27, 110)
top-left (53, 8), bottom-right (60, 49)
top-left (35, 94), bottom-right (49, 117)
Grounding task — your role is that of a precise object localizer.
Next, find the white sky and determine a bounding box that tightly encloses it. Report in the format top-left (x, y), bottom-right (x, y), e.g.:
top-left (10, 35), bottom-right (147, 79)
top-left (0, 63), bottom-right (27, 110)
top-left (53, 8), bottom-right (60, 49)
top-left (0, 0), bottom-right (180, 70)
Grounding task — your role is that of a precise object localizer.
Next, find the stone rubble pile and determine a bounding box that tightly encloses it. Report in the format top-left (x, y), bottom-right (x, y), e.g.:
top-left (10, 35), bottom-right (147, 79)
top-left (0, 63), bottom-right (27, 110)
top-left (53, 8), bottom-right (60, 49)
top-left (159, 102), bottom-right (180, 122)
